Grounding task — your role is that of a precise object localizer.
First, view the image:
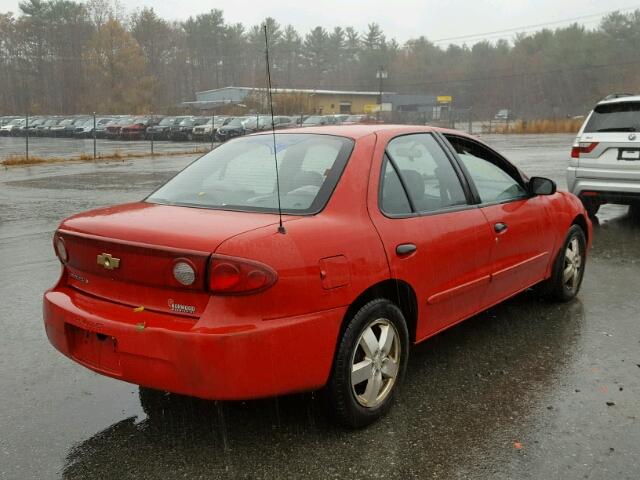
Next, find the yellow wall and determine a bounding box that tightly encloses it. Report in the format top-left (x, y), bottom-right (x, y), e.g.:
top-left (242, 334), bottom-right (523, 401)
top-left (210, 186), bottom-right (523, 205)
top-left (310, 94), bottom-right (378, 114)
top-left (266, 92), bottom-right (379, 115)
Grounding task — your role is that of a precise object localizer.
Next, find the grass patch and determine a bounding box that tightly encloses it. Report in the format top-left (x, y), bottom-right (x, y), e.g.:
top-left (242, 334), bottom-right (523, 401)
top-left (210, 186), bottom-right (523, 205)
top-left (494, 118), bottom-right (583, 134)
top-left (2, 148), bottom-right (210, 167)
top-left (1, 155), bottom-right (52, 166)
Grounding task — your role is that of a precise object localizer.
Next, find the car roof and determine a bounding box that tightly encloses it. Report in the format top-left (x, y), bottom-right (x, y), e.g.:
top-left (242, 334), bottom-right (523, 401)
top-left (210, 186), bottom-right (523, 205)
top-left (598, 94), bottom-right (640, 105)
top-left (255, 124), bottom-right (470, 140)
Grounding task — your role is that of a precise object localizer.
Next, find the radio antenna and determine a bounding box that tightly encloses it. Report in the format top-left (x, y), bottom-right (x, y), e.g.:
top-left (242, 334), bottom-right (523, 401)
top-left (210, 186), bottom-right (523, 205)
top-left (264, 24), bottom-right (285, 234)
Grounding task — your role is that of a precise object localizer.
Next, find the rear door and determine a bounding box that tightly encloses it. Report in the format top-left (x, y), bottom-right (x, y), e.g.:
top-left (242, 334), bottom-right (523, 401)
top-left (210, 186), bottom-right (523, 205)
top-left (577, 101), bottom-right (640, 181)
top-left (368, 132), bottom-right (495, 342)
top-left (443, 134), bottom-right (556, 308)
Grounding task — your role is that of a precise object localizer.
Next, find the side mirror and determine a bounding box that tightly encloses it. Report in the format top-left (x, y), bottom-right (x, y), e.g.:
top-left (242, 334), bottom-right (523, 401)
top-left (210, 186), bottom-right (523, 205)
top-left (529, 176), bottom-right (556, 196)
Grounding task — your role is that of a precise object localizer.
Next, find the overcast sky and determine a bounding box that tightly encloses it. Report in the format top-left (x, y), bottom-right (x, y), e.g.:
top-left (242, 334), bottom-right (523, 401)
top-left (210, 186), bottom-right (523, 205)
top-left (0, 0), bottom-right (637, 44)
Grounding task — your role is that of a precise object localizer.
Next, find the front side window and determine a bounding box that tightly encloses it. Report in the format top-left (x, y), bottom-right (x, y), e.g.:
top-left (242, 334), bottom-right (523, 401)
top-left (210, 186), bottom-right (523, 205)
top-left (381, 133), bottom-right (468, 215)
top-left (147, 133), bottom-right (353, 214)
top-left (446, 135), bottom-right (527, 204)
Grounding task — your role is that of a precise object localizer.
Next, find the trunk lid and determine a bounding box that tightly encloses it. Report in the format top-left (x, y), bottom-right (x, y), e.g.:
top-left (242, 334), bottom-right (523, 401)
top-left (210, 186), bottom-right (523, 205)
top-left (577, 131), bottom-right (640, 181)
top-left (58, 202), bottom-right (289, 317)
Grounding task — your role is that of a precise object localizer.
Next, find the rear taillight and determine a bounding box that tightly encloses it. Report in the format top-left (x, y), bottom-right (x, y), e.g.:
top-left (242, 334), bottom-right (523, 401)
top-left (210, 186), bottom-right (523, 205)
top-left (571, 142), bottom-right (598, 158)
top-left (208, 255), bottom-right (277, 295)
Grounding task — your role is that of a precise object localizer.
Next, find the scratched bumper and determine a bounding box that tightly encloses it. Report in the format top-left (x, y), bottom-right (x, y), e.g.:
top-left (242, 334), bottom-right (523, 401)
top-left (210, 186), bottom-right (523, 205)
top-left (43, 285), bottom-right (345, 400)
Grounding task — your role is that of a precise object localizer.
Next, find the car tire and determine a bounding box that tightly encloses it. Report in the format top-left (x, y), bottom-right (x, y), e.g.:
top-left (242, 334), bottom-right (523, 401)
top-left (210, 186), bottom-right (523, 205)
top-left (138, 386), bottom-right (172, 419)
top-left (328, 298), bottom-right (409, 428)
top-left (540, 224), bottom-right (587, 302)
top-left (580, 196), bottom-right (600, 218)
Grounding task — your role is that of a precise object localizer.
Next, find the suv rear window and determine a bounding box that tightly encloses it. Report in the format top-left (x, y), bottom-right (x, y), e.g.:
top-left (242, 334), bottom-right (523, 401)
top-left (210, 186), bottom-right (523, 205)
top-left (147, 133), bottom-right (354, 214)
top-left (584, 102), bottom-right (640, 133)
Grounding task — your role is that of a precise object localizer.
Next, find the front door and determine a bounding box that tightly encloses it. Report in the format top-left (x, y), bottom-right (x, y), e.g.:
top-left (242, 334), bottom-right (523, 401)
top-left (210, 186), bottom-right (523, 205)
top-left (443, 134), bottom-right (556, 308)
top-left (368, 132), bottom-right (495, 342)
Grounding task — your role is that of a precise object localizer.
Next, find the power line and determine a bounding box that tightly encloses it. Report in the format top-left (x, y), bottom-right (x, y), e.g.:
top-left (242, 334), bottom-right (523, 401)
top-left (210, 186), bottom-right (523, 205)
top-left (429, 4), bottom-right (640, 44)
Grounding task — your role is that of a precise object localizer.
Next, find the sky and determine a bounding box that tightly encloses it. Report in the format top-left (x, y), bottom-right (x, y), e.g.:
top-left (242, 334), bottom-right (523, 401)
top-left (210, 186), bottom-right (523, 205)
top-left (1, 0), bottom-right (639, 44)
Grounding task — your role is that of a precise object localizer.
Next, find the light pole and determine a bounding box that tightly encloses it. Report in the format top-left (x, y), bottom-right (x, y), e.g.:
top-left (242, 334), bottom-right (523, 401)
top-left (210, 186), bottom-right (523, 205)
top-left (376, 66), bottom-right (387, 121)
top-left (216, 60), bottom-right (224, 88)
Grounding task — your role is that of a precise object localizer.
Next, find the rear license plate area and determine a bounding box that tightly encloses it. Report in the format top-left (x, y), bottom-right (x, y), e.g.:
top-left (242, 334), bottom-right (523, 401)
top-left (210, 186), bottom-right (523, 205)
top-left (66, 324), bottom-right (121, 375)
top-left (618, 148), bottom-right (640, 160)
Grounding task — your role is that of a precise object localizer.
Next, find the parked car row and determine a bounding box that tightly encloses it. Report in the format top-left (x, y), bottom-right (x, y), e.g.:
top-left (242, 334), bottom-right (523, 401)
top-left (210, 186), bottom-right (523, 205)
top-left (0, 113), bottom-right (380, 141)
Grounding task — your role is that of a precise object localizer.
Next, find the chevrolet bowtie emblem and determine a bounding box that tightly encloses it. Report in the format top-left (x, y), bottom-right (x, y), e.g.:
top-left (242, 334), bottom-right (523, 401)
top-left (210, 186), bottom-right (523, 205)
top-left (97, 253), bottom-right (120, 270)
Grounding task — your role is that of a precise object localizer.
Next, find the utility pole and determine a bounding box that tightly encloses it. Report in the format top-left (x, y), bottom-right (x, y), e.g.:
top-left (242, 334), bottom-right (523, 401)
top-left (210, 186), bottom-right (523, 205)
top-left (376, 66), bottom-right (387, 122)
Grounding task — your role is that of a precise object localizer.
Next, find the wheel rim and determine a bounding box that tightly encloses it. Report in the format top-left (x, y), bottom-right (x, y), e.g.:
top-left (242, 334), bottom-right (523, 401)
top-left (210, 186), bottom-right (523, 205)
top-left (350, 318), bottom-right (401, 408)
top-left (562, 237), bottom-right (583, 293)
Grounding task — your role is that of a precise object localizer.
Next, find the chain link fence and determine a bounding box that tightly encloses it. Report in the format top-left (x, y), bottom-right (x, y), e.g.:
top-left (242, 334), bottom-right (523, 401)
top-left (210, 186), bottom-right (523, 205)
top-left (0, 113), bottom-right (218, 165)
top-left (1, 107), bottom-right (519, 165)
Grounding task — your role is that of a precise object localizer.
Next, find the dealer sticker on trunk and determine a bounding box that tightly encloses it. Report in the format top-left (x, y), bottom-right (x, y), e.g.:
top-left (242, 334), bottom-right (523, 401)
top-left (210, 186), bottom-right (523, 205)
top-left (168, 299), bottom-right (196, 314)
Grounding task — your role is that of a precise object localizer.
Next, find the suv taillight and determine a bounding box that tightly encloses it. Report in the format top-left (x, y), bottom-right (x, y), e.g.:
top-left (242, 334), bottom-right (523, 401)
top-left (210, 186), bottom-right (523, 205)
top-left (208, 254), bottom-right (277, 295)
top-left (571, 142), bottom-right (599, 158)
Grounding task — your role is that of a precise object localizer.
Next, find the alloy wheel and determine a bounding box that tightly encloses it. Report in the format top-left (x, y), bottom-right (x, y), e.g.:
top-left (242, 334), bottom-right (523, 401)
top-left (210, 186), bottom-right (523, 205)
top-left (350, 318), bottom-right (401, 408)
top-left (563, 237), bottom-right (583, 293)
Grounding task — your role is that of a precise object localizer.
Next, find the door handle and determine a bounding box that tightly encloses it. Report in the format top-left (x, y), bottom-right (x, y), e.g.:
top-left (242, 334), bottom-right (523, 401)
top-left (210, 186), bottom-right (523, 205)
top-left (396, 243), bottom-right (417, 256)
top-left (494, 222), bottom-right (508, 233)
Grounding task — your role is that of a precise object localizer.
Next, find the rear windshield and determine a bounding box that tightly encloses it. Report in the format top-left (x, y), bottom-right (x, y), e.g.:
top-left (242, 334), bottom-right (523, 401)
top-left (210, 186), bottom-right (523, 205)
top-left (227, 117), bottom-right (246, 127)
top-left (304, 116), bottom-right (324, 124)
top-left (584, 102), bottom-right (640, 132)
top-left (147, 133), bottom-right (354, 214)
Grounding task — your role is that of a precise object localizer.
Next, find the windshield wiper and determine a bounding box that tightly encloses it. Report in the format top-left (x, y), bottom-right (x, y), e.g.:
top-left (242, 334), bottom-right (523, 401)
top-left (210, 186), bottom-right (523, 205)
top-left (596, 127), bottom-right (637, 132)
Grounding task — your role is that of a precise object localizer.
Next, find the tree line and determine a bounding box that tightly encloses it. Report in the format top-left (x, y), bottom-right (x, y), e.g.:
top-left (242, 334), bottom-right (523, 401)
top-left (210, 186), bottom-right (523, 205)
top-left (1, 0), bottom-right (639, 118)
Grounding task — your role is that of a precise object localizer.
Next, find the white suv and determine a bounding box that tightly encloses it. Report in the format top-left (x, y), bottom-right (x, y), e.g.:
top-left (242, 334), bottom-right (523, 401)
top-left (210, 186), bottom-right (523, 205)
top-left (567, 93), bottom-right (640, 217)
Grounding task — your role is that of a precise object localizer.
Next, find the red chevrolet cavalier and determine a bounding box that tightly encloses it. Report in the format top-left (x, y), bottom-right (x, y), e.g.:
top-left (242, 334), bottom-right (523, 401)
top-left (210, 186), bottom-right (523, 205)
top-left (44, 125), bottom-right (591, 427)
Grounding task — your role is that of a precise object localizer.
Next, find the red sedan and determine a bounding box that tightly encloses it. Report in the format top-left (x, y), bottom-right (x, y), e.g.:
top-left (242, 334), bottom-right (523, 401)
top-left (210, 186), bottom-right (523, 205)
top-left (43, 125), bottom-right (591, 427)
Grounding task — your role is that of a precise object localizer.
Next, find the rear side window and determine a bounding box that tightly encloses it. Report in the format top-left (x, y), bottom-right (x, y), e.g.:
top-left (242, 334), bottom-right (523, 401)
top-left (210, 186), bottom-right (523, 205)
top-left (381, 159), bottom-right (412, 215)
top-left (584, 102), bottom-right (640, 133)
top-left (382, 133), bottom-right (468, 215)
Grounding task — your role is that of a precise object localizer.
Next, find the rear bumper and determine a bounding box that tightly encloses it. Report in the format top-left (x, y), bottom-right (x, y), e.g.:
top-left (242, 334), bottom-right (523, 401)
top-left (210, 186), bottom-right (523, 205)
top-left (567, 167), bottom-right (640, 201)
top-left (43, 286), bottom-right (345, 400)
top-left (121, 131), bottom-right (144, 140)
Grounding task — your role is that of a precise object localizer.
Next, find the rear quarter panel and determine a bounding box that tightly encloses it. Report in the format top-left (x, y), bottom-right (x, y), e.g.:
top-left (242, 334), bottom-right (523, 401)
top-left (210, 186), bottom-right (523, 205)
top-left (209, 133), bottom-right (390, 324)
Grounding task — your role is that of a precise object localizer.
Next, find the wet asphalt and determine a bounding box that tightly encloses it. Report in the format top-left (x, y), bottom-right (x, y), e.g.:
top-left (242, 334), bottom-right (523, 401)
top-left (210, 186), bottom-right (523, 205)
top-left (0, 134), bottom-right (638, 479)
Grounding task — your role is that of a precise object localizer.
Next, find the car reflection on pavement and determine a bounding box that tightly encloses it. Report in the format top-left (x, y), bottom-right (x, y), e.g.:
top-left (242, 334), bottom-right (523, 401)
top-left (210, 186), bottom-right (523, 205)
top-left (63, 296), bottom-right (585, 479)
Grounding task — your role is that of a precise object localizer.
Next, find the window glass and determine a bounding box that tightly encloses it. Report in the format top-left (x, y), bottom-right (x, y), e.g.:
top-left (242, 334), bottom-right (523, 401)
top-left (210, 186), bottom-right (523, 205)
top-left (583, 101), bottom-right (640, 132)
top-left (381, 159), bottom-right (412, 215)
top-left (147, 133), bottom-right (353, 214)
top-left (385, 134), bottom-right (468, 213)
top-left (446, 136), bottom-right (527, 203)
